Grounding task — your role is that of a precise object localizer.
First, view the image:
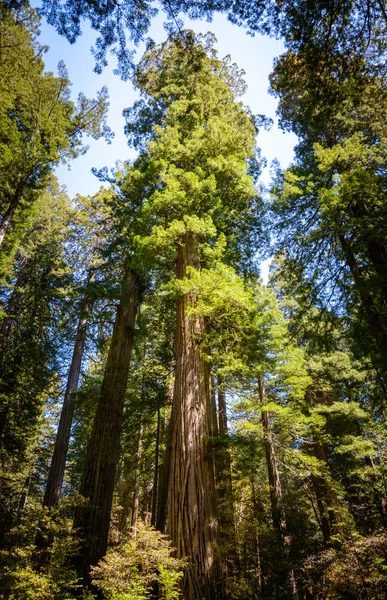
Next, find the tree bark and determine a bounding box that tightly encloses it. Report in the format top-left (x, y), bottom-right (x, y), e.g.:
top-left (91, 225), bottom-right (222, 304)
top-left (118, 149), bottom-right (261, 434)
top-left (258, 377), bottom-right (287, 540)
top-left (34, 277), bottom-right (95, 570)
top-left (0, 179), bottom-right (26, 249)
top-left (350, 199), bottom-right (387, 297)
top-left (168, 235), bottom-right (222, 600)
top-left (215, 375), bottom-right (238, 578)
top-left (310, 440), bottom-right (341, 547)
top-left (0, 259), bottom-right (29, 442)
top-left (151, 401), bottom-right (161, 527)
top-left (339, 232), bottom-right (387, 374)
top-left (156, 416), bottom-right (172, 533)
top-left (258, 376), bottom-right (297, 596)
top-left (131, 420), bottom-right (143, 536)
top-left (43, 272), bottom-right (95, 509)
top-left (72, 261), bottom-right (141, 588)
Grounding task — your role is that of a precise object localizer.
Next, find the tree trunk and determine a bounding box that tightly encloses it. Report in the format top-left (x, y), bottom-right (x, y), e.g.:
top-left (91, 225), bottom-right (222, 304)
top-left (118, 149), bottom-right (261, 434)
top-left (310, 437), bottom-right (343, 550)
top-left (215, 375), bottom-right (238, 578)
top-left (43, 273), bottom-right (95, 509)
top-left (156, 416), bottom-right (172, 533)
top-left (155, 384), bottom-right (173, 533)
top-left (251, 480), bottom-right (265, 599)
top-left (131, 421), bottom-right (143, 536)
top-left (339, 232), bottom-right (387, 374)
top-left (258, 377), bottom-right (287, 540)
top-left (350, 199), bottom-right (387, 296)
top-left (168, 235), bottom-right (222, 600)
top-left (151, 401), bottom-right (161, 527)
top-left (34, 274), bottom-right (96, 571)
top-left (72, 261), bottom-right (141, 588)
top-left (258, 376), bottom-right (297, 597)
top-left (0, 180), bottom-right (25, 249)
top-left (0, 259), bottom-right (29, 442)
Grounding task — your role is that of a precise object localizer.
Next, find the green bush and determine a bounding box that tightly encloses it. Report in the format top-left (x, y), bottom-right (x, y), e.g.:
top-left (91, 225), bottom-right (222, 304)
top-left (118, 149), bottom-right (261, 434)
top-left (91, 520), bottom-right (185, 600)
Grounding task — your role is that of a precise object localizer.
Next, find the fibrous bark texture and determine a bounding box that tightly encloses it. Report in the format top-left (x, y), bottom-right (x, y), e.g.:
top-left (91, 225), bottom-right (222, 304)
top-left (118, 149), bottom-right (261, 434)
top-left (43, 272), bottom-right (95, 509)
top-left (72, 262), bottom-right (141, 587)
top-left (168, 235), bottom-right (222, 600)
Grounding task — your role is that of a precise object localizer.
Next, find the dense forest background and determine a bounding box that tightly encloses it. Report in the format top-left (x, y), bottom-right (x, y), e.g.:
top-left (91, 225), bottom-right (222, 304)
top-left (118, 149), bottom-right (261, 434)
top-left (1, 1), bottom-right (387, 599)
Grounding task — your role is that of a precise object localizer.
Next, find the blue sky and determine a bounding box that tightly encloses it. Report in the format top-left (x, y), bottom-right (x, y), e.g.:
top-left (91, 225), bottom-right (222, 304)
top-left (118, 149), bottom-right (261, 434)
top-left (38, 10), bottom-right (297, 197)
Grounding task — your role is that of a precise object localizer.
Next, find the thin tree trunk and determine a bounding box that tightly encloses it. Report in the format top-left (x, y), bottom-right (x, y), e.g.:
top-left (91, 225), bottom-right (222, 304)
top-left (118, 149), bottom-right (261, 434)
top-left (143, 481), bottom-right (152, 525)
top-left (210, 373), bottom-right (219, 439)
top-left (215, 374), bottom-right (238, 578)
top-left (305, 387), bottom-right (342, 547)
top-left (364, 453), bottom-right (387, 527)
top-left (310, 438), bottom-right (342, 547)
top-left (251, 480), bottom-right (265, 599)
top-left (72, 261), bottom-right (141, 588)
top-left (258, 376), bottom-right (297, 597)
top-left (339, 232), bottom-right (387, 374)
top-left (34, 282), bottom-right (93, 569)
top-left (151, 401), bottom-right (161, 527)
top-left (156, 415), bottom-right (172, 533)
top-left (258, 376), bottom-right (287, 539)
top-left (168, 235), bottom-right (222, 600)
top-left (131, 421), bottom-right (144, 536)
top-left (0, 260), bottom-right (29, 442)
top-left (43, 272), bottom-right (95, 509)
top-left (350, 199), bottom-right (387, 295)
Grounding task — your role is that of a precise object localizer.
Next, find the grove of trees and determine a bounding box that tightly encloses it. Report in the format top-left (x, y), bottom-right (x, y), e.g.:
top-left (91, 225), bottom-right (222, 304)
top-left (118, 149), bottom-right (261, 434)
top-left (1, 1), bottom-right (387, 599)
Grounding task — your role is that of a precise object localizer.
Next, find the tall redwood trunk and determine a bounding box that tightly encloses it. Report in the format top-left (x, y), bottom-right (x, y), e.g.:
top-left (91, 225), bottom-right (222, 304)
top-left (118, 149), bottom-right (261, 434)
top-left (168, 235), bottom-right (222, 600)
top-left (43, 273), bottom-right (95, 509)
top-left (72, 262), bottom-right (141, 588)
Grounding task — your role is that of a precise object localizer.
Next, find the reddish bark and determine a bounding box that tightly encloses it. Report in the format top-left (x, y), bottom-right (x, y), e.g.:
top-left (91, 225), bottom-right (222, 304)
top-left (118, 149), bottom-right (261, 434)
top-left (168, 235), bottom-right (222, 600)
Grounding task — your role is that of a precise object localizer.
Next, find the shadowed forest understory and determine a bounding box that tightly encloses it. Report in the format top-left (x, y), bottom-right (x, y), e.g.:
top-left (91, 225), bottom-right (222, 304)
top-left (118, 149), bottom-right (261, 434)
top-left (1, 1), bottom-right (387, 598)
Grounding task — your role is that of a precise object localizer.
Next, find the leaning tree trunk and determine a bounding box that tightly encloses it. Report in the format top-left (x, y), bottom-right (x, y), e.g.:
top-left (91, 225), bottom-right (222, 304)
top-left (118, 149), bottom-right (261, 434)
top-left (72, 261), bottom-right (141, 588)
top-left (168, 235), bottom-right (222, 600)
top-left (34, 275), bottom-right (96, 568)
top-left (43, 272), bottom-right (96, 509)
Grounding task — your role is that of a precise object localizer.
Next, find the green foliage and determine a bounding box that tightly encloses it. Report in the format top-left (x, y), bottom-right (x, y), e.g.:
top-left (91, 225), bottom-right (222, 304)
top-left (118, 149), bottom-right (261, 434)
top-left (0, 501), bottom-right (80, 599)
top-left (0, 4), bottom-right (111, 269)
top-left (91, 521), bottom-right (185, 600)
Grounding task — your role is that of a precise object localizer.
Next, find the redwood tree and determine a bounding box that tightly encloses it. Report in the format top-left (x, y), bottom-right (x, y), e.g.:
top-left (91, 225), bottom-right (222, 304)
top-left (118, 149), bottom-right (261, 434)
top-left (126, 32), bottom-right (263, 599)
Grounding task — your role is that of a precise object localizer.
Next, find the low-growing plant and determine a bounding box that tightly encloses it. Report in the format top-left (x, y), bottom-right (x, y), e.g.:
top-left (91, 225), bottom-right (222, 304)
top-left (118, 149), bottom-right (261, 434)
top-left (91, 520), bottom-right (185, 600)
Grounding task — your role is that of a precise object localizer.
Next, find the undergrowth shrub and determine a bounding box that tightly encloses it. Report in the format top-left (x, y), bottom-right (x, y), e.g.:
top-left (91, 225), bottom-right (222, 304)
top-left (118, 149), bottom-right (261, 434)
top-left (91, 520), bottom-right (185, 600)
